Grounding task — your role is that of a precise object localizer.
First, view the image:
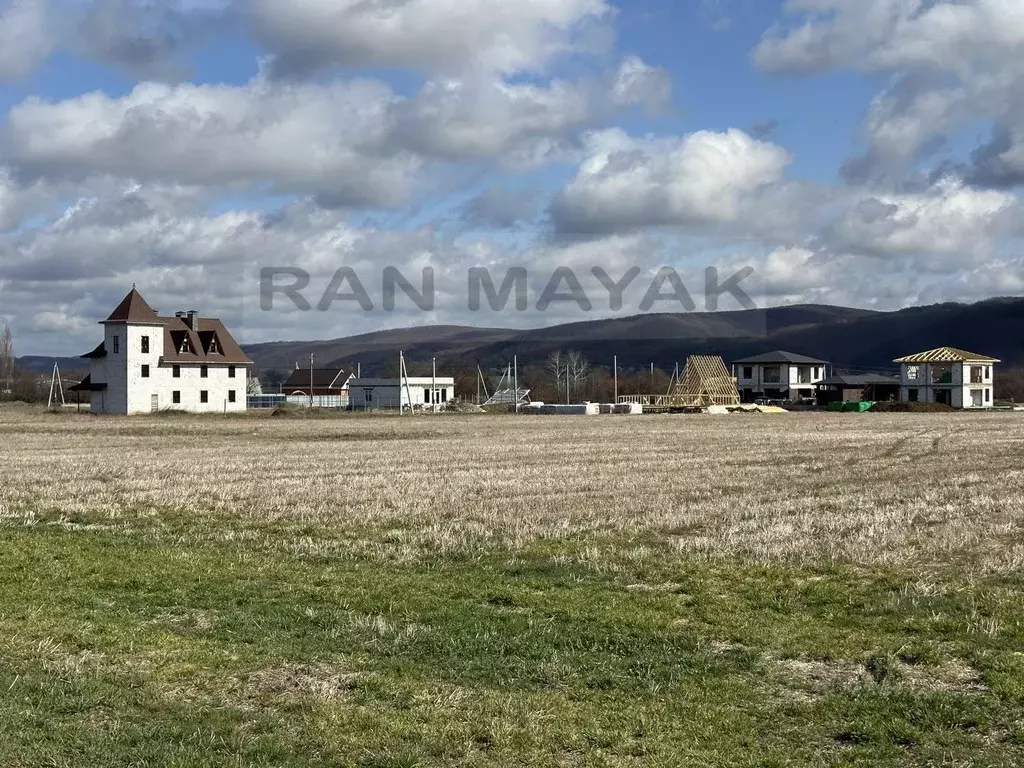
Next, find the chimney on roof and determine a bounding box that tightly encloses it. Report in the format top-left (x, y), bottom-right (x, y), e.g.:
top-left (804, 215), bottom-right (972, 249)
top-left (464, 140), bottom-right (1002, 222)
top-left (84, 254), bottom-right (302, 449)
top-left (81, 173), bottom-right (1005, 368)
top-left (185, 310), bottom-right (199, 331)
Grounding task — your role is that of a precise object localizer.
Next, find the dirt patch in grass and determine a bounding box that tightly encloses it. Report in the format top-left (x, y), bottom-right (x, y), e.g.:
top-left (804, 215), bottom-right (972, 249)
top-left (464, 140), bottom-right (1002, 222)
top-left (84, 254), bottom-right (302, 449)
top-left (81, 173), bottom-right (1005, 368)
top-left (765, 652), bottom-right (988, 701)
top-left (245, 663), bottom-right (362, 700)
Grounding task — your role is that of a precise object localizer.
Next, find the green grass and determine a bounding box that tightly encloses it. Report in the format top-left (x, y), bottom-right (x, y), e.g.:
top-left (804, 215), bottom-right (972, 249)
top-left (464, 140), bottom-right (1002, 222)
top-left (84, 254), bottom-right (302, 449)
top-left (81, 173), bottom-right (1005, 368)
top-left (2, 515), bottom-right (1024, 766)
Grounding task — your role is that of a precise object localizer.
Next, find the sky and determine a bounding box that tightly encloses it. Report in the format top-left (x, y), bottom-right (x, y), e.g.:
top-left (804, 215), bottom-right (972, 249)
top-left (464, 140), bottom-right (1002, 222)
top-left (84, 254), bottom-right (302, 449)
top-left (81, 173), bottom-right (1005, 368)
top-left (2, 0), bottom-right (1024, 356)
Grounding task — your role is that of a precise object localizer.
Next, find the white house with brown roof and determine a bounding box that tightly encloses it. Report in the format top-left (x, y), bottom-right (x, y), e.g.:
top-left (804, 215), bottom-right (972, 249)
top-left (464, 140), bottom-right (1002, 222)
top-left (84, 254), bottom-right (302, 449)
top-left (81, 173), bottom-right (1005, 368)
top-left (895, 347), bottom-right (999, 409)
top-left (74, 287), bottom-right (252, 414)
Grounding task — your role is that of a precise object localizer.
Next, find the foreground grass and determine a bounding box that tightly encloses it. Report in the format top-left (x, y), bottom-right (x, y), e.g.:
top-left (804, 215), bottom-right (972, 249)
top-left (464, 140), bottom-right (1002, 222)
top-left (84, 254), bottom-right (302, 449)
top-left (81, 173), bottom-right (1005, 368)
top-left (2, 407), bottom-right (1024, 765)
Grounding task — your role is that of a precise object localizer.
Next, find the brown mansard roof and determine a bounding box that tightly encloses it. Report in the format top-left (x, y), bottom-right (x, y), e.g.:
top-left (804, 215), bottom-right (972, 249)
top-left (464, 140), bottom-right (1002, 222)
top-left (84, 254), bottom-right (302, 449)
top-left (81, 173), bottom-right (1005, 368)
top-left (159, 315), bottom-right (252, 365)
top-left (86, 288), bottom-right (252, 365)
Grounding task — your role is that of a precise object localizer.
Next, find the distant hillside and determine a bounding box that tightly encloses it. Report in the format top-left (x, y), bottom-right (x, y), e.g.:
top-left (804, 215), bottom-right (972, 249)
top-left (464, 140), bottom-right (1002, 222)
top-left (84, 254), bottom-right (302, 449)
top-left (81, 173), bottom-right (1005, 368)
top-left (20, 298), bottom-right (1022, 378)
top-left (14, 356), bottom-right (88, 375)
top-left (240, 299), bottom-right (1024, 375)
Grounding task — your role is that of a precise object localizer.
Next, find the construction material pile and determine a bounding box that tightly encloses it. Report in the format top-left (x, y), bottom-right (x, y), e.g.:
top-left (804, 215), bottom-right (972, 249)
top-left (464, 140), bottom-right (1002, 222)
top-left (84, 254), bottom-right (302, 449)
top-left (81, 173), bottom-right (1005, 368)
top-left (519, 402), bottom-right (643, 416)
top-left (708, 404), bottom-right (789, 415)
top-left (443, 401), bottom-right (485, 413)
top-left (869, 401), bottom-right (953, 413)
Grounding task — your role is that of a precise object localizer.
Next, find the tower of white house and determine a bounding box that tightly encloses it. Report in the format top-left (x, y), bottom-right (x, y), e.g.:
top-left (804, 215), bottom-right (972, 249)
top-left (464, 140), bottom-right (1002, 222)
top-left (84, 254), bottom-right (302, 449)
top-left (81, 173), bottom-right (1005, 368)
top-left (75, 287), bottom-right (252, 414)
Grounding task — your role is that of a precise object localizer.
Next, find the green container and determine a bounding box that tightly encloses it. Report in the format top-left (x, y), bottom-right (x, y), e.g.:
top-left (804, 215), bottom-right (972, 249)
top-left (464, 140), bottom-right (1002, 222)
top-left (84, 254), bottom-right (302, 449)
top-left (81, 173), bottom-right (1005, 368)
top-left (827, 401), bottom-right (845, 412)
top-left (839, 401), bottom-right (876, 412)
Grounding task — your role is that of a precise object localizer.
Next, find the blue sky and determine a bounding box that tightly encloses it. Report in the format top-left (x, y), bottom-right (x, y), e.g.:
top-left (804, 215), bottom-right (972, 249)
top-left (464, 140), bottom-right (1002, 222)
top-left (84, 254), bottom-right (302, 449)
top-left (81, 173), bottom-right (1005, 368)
top-left (1, 0), bottom-right (1023, 355)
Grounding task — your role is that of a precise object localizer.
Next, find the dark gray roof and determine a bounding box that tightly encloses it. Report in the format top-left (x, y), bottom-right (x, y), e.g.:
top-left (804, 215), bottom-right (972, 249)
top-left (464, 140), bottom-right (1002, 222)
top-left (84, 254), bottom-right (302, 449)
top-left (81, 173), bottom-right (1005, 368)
top-left (282, 368), bottom-right (347, 390)
top-left (733, 350), bottom-right (829, 365)
top-left (817, 374), bottom-right (899, 387)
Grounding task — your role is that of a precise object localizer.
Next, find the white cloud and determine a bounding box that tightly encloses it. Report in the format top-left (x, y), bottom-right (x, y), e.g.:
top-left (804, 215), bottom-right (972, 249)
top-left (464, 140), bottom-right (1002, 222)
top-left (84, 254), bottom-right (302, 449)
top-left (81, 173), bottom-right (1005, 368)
top-left (2, 58), bottom-right (669, 203)
top-left (755, 0), bottom-right (1024, 184)
top-left (0, 0), bottom-right (52, 80)
top-left (248, 0), bottom-right (613, 77)
top-left (754, 0), bottom-right (1024, 75)
top-left (2, 77), bottom-right (421, 207)
top-left (828, 178), bottom-right (1017, 262)
top-left (550, 127), bottom-right (792, 234)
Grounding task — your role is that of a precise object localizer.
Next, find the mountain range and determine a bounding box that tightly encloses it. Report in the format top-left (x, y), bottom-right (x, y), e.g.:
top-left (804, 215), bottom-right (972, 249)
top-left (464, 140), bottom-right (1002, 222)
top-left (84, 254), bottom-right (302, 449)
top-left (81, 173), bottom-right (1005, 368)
top-left (18, 298), bottom-right (1024, 377)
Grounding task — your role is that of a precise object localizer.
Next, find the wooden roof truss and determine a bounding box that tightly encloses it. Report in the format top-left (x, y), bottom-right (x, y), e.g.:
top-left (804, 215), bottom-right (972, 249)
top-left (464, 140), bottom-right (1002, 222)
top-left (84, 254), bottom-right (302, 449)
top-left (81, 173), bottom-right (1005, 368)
top-left (667, 355), bottom-right (740, 407)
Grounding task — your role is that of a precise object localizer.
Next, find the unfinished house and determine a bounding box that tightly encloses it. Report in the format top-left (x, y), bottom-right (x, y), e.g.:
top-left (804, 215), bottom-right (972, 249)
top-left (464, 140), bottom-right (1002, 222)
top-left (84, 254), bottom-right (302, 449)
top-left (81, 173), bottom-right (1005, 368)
top-left (732, 351), bottom-right (828, 402)
top-left (894, 347), bottom-right (999, 408)
top-left (815, 373), bottom-right (900, 407)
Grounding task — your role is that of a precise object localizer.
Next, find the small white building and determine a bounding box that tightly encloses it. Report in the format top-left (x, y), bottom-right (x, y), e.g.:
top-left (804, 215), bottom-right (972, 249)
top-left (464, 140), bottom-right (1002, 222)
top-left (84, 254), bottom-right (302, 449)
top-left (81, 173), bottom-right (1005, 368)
top-left (74, 287), bottom-right (252, 414)
top-left (348, 377), bottom-right (456, 409)
top-left (732, 350), bottom-right (828, 402)
top-left (894, 347), bottom-right (999, 408)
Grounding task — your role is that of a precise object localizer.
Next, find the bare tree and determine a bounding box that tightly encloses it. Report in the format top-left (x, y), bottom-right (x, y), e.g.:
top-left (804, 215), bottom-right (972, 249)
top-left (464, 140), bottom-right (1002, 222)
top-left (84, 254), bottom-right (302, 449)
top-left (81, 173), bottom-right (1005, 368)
top-left (0, 322), bottom-right (13, 397)
top-left (546, 350), bottom-right (564, 399)
top-left (247, 375), bottom-right (264, 396)
top-left (566, 349), bottom-right (590, 402)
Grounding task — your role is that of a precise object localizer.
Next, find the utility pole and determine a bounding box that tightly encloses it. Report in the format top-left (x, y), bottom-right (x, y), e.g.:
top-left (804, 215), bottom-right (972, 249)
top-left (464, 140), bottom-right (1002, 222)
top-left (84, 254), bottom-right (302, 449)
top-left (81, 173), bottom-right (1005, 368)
top-left (431, 356), bottom-right (436, 413)
top-left (513, 355), bottom-right (519, 414)
top-left (613, 355), bottom-right (618, 403)
top-left (309, 353), bottom-right (314, 408)
top-left (400, 350), bottom-right (414, 414)
top-left (650, 362), bottom-right (654, 393)
top-left (566, 362), bottom-right (570, 404)
top-left (47, 362), bottom-right (65, 408)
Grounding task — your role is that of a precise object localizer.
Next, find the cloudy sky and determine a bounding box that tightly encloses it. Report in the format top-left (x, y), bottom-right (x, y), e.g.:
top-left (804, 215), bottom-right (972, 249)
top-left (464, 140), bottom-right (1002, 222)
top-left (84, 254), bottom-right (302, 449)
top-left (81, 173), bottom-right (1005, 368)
top-left (2, 0), bottom-right (1024, 355)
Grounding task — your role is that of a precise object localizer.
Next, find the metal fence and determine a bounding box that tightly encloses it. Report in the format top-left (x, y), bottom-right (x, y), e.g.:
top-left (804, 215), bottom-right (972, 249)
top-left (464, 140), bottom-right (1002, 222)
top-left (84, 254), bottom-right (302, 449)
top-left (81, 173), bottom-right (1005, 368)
top-left (247, 394), bottom-right (349, 409)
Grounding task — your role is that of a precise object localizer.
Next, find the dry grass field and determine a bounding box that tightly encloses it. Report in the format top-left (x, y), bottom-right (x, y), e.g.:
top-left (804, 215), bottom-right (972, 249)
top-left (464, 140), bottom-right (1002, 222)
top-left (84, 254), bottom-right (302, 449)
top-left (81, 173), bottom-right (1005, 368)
top-left (2, 405), bottom-right (1024, 766)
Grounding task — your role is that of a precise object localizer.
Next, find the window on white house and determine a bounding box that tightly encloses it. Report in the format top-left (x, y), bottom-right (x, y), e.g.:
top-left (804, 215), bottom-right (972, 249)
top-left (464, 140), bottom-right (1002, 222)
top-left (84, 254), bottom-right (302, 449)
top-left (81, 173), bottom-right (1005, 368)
top-left (141, 365), bottom-right (150, 378)
top-left (424, 387), bottom-right (431, 403)
top-left (985, 389), bottom-right (991, 403)
top-left (228, 366), bottom-right (236, 378)
top-left (228, 390), bottom-right (236, 403)
top-left (200, 390), bottom-right (208, 403)
top-left (172, 365), bottom-right (180, 378)
top-left (201, 365), bottom-right (208, 378)
top-left (441, 389), bottom-right (448, 403)
top-left (141, 335), bottom-right (149, 354)
top-left (172, 391), bottom-right (181, 404)
top-left (112, 336), bottom-right (120, 354)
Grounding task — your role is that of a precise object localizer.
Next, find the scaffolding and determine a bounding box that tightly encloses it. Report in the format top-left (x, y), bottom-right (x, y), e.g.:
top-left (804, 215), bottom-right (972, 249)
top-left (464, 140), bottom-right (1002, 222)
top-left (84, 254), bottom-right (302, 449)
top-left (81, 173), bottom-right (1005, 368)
top-left (617, 355), bottom-right (740, 411)
top-left (668, 355), bottom-right (740, 407)
top-left (482, 365), bottom-right (530, 407)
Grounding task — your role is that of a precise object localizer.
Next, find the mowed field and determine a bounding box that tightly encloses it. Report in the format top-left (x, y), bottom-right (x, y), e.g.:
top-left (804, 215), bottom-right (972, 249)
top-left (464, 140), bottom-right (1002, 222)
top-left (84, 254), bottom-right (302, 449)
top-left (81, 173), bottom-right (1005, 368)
top-left (2, 406), bottom-right (1024, 767)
